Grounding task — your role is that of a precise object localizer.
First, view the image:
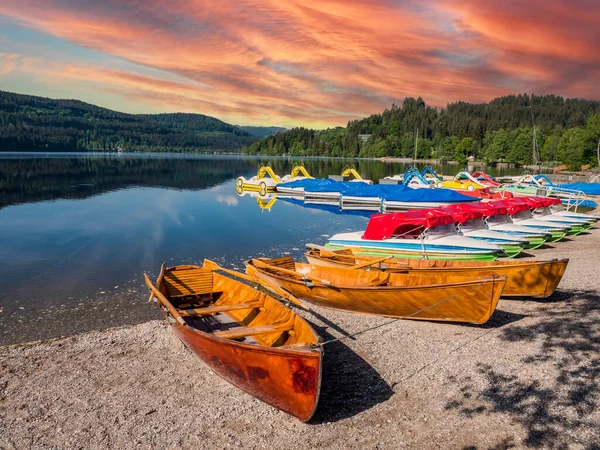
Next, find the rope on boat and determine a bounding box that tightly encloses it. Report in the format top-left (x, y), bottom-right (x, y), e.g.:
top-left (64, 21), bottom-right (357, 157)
top-left (312, 294), bottom-right (456, 348)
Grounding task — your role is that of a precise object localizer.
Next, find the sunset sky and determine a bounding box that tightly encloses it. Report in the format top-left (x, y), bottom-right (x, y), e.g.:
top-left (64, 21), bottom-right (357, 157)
top-left (1, 0), bottom-right (599, 128)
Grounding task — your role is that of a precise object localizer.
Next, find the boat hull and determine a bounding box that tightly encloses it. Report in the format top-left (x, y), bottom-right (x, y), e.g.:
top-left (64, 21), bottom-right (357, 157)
top-left (340, 196), bottom-right (382, 210)
top-left (325, 244), bottom-right (500, 261)
top-left (170, 322), bottom-right (321, 422)
top-left (496, 243), bottom-right (524, 258)
top-left (564, 224), bottom-right (589, 235)
top-left (148, 263), bottom-right (323, 422)
top-left (305, 251), bottom-right (568, 298)
top-left (510, 219), bottom-right (569, 241)
top-left (485, 224), bottom-right (548, 249)
top-left (521, 236), bottom-right (547, 249)
top-left (304, 192), bottom-right (341, 206)
top-left (247, 263), bottom-right (505, 324)
top-left (382, 200), bottom-right (458, 211)
top-left (459, 229), bottom-right (525, 258)
top-left (328, 231), bottom-right (502, 261)
top-left (236, 176), bottom-right (278, 193)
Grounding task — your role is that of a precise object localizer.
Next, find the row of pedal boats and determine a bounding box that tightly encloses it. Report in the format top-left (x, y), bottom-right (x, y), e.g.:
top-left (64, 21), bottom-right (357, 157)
top-left (328, 196), bottom-right (598, 259)
top-left (145, 199), bottom-right (597, 422)
top-left (239, 165), bottom-right (599, 210)
top-left (244, 191), bottom-right (598, 259)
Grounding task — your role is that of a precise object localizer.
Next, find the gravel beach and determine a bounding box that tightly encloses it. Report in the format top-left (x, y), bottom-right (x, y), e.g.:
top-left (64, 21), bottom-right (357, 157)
top-left (1, 228), bottom-right (599, 449)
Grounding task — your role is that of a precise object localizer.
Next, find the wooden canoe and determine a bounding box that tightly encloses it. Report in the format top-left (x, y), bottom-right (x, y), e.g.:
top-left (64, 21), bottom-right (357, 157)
top-left (144, 260), bottom-right (322, 422)
top-left (304, 246), bottom-right (568, 298)
top-left (245, 257), bottom-right (506, 324)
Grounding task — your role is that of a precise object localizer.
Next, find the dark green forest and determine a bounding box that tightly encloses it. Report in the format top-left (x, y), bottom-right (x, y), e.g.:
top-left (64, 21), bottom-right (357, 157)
top-left (0, 91), bottom-right (260, 152)
top-left (246, 95), bottom-right (600, 169)
top-left (0, 155), bottom-right (256, 209)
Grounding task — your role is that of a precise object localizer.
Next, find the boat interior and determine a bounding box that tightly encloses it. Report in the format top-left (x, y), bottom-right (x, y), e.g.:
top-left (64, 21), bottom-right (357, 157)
top-left (146, 265), bottom-right (318, 348)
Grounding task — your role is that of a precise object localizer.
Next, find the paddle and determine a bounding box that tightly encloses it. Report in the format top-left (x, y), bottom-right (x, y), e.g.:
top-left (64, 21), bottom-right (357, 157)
top-left (143, 273), bottom-right (187, 326)
top-left (251, 258), bottom-right (338, 289)
top-left (147, 262), bottom-right (167, 304)
top-left (351, 256), bottom-right (394, 270)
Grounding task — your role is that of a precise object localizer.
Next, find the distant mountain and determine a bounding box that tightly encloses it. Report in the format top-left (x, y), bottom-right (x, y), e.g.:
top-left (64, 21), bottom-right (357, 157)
top-left (0, 91), bottom-right (258, 152)
top-left (238, 125), bottom-right (287, 138)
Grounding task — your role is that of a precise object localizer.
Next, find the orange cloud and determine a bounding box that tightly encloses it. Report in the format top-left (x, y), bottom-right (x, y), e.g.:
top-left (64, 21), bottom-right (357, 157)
top-left (1, 0), bottom-right (599, 127)
top-left (439, 0), bottom-right (600, 96)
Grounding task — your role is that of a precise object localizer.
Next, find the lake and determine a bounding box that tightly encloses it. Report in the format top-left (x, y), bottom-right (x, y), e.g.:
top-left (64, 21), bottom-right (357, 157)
top-left (0, 153), bottom-right (522, 344)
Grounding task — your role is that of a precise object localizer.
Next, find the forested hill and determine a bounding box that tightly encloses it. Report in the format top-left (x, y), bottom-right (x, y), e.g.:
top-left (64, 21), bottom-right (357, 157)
top-left (238, 125), bottom-right (287, 138)
top-left (245, 94), bottom-right (600, 169)
top-left (0, 91), bottom-right (259, 152)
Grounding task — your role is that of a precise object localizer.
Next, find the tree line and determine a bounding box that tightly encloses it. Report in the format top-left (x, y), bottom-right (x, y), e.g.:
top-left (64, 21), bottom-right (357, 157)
top-left (245, 94), bottom-right (600, 169)
top-left (0, 91), bottom-right (259, 152)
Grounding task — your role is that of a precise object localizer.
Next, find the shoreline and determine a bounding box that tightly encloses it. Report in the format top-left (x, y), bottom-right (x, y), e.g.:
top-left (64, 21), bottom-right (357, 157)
top-left (2, 228), bottom-right (599, 448)
top-left (3, 150), bottom-right (598, 180)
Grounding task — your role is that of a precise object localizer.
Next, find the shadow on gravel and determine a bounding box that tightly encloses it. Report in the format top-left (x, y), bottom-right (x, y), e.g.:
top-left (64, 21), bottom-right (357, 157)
top-left (503, 289), bottom-right (578, 304)
top-left (459, 309), bottom-right (528, 330)
top-left (514, 251), bottom-right (535, 258)
top-left (307, 323), bottom-right (393, 424)
top-left (445, 290), bottom-right (600, 448)
top-left (537, 243), bottom-right (556, 250)
top-left (481, 309), bottom-right (527, 328)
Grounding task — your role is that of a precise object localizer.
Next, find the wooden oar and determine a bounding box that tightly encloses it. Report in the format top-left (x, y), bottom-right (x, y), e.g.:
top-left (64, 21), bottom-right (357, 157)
top-left (147, 263), bottom-right (167, 303)
top-left (144, 273), bottom-right (187, 326)
top-left (251, 258), bottom-right (338, 289)
top-left (203, 259), bottom-right (304, 307)
top-left (351, 256), bottom-right (393, 270)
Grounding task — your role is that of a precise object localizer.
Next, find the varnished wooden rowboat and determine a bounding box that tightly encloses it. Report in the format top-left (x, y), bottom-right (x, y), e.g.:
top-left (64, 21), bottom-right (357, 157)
top-left (144, 260), bottom-right (322, 422)
top-left (245, 257), bottom-right (507, 324)
top-left (304, 246), bottom-right (569, 298)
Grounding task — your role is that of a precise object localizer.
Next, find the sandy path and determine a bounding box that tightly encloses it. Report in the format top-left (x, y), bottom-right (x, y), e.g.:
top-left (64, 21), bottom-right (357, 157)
top-left (1, 228), bottom-right (599, 449)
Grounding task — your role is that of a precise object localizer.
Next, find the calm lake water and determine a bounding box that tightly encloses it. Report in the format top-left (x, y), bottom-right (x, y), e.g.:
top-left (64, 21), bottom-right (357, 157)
top-left (0, 153), bottom-right (522, 344)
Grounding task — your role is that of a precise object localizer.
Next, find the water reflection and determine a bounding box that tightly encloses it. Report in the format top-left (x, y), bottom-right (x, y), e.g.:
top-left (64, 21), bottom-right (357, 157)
top-left (0, 153), bottom-right (523, 344)
top-left (0, 153), bottom-right (257, 209)
top-left (0, 153), bottom-right (523, 209)
top-left (236, 189), bottom-right (375, 218)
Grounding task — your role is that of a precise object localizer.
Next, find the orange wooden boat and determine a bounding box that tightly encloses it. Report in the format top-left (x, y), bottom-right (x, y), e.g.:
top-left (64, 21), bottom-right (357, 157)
top-left (245, 257), bottom-right (506, 324)
top-left (144, 260), bottom-right (322, 422)
top-left (304, 245), bottom-right (568, 298)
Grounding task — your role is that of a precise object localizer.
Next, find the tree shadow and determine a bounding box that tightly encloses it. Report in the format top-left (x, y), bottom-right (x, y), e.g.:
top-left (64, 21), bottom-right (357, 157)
top-left (306, 322), bottom-right (394, 424)
top-left (445, 289), bottom-right (600, 448)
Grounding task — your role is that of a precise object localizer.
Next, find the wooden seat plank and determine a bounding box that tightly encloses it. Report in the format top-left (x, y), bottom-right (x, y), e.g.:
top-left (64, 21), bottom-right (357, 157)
top-left (165, 269), bottom-right (214, 297)
top-left (214, 323), bottom-right (292, 340)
